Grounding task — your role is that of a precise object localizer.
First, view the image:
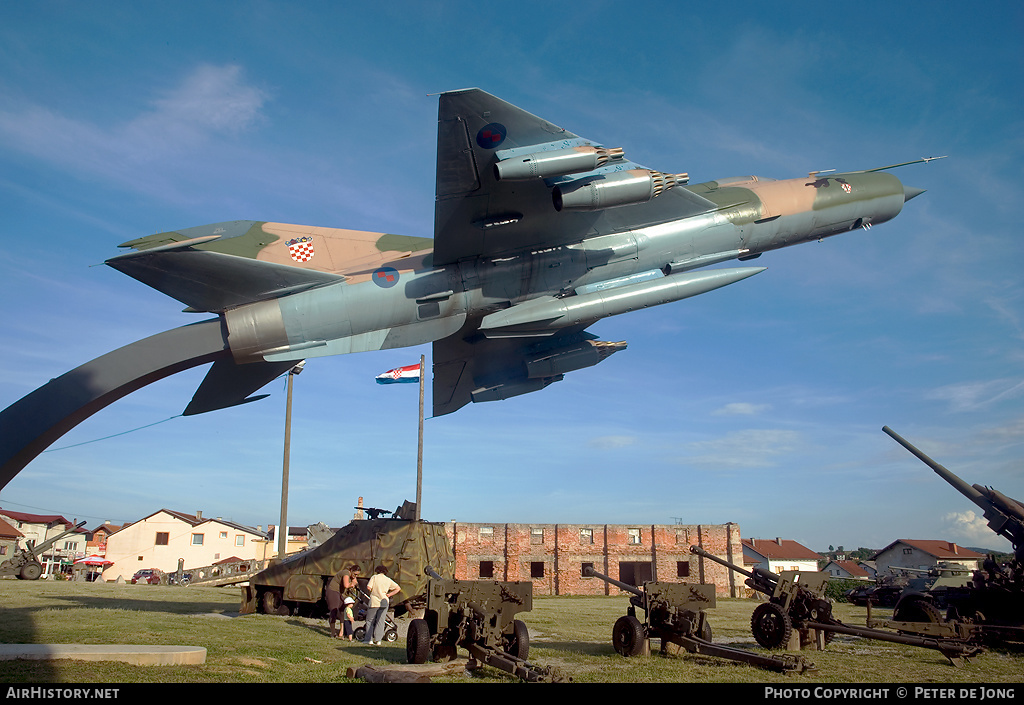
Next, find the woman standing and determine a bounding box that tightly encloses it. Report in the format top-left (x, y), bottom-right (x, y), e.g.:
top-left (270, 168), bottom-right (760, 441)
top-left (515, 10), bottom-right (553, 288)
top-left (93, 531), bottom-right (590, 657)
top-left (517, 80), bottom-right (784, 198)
top-left (326, 565), bottom-right (360, 638)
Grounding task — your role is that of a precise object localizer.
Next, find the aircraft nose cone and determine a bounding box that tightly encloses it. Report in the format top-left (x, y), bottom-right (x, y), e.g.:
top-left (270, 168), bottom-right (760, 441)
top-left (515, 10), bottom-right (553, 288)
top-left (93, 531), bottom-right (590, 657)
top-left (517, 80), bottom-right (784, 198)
top-left (903, 186), bottom-right (927, 202)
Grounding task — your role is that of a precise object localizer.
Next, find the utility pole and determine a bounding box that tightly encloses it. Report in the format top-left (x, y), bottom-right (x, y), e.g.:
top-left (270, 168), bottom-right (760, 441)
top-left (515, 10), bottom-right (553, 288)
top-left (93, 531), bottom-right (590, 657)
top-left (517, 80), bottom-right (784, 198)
top-left (278, 361), bottom-right (304, 558)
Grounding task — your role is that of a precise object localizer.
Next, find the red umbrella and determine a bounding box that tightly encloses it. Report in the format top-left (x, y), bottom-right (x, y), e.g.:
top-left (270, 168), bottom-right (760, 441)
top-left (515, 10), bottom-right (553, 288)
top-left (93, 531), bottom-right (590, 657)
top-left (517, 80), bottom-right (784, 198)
top-left (74, 555), bottom-right (112, 566)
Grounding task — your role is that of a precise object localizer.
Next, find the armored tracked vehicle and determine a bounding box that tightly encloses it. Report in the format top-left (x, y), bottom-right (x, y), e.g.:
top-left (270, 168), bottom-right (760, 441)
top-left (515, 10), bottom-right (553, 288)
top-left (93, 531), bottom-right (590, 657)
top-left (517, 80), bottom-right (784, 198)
top-left (239, 503), bottom-right (454, 617)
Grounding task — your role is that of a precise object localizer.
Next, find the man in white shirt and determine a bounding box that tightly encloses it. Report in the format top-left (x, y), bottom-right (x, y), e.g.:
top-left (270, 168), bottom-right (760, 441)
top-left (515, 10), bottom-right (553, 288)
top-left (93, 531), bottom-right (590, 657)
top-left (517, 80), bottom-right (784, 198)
top-left (362, 564), bottom-right (401, 645)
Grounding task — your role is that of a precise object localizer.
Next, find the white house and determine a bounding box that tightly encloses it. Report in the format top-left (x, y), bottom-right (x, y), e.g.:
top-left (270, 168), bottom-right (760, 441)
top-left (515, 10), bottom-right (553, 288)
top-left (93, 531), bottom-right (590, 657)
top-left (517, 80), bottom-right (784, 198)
top-left (0, 509), bottom-right (87, 577)
top-left (102, 509), bottom-right (268, 582)
top-left (742, 537), bottom-right (822, 574)
top-left (0, 516), bottom-right (23, 562)
top-left (822, 559), bottom-right (871, 580)
top-left (871, 539), bottom-right (983, 575)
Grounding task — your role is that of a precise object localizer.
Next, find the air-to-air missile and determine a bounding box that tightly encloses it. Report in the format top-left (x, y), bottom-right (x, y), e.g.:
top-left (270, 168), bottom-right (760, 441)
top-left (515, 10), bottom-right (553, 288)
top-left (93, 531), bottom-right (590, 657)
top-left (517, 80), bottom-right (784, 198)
top-left (0, 89), bottom-right (942, 488)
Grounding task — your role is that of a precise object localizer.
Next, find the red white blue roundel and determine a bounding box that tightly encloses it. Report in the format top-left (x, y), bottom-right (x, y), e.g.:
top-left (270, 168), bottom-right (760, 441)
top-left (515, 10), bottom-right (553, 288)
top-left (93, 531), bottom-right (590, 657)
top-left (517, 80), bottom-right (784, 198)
top-left (476, 123), bottom-right (507, 149)
top-left (373, 266), bottom-right (400, 288)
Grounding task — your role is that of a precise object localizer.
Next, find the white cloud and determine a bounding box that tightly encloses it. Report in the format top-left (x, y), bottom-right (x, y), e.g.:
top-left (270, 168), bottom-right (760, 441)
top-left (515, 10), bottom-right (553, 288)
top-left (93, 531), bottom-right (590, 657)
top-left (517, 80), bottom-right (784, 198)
top-left (978, 417), bottom-right (1024, 444)
top-left (679, 429), bottom-right (801, 469)
top-left (926, 379), bottom-right (1024, 413)
top-left (943, 510), bottom-right (997, 545)
top-left (589, 435), bottom-right (637, 450)
top-left (985, 293), bottom-right (1024, 343)
top-left (712, 402), bottom-right (771, 416)
top-left (0, 63), bottom-right (268, 189)
top-left (148, 64), bottom-right (267, 134)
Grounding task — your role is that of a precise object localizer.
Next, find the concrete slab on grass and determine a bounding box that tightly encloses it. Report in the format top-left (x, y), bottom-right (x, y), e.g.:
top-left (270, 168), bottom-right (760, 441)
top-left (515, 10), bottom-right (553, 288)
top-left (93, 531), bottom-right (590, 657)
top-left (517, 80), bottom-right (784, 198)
top-left (0, 644), bottom-right (207, 666)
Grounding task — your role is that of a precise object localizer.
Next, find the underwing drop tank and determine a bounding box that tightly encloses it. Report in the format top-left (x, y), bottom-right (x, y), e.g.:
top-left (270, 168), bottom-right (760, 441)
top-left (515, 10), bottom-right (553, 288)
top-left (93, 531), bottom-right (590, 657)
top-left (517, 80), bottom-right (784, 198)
top-left (239, 504), bottom-right (454, 617)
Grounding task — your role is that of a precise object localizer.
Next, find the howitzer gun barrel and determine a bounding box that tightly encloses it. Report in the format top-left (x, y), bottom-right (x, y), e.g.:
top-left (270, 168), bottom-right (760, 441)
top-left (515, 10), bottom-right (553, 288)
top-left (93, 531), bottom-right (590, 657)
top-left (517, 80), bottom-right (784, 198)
top-left (689, 545), bottom-right (753, 579)
top-left (688, 544), bottom-right (779, 589)
top-left (29, 520), bottom-right (87, 555)
top-left (805, 620), bottom-right (982, 665)
top-left (581, 565), bottom-right (645, 597)
top-left (882, 426), bottom-right (989, 506)
top-left (884, 426), bottom-right (1024, 556)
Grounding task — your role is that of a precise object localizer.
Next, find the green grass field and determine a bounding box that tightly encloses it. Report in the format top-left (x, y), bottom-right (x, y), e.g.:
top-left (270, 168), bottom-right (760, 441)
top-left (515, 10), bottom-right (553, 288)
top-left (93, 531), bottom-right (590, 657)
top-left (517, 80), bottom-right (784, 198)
top-left (0, 580), bottom-right (1020, 683)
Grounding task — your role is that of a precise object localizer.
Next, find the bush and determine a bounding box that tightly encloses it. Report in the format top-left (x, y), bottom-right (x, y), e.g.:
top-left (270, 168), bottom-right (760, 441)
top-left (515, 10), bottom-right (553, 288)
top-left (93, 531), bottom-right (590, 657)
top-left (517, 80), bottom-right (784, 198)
top-left (825, 577), bottom-right (864, 602)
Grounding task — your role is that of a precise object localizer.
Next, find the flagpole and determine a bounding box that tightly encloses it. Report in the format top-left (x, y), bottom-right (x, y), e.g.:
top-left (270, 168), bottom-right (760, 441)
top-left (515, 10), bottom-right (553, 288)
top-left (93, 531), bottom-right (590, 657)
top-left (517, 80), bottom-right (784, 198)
top-left (415, 353), bottom-right (424, 522)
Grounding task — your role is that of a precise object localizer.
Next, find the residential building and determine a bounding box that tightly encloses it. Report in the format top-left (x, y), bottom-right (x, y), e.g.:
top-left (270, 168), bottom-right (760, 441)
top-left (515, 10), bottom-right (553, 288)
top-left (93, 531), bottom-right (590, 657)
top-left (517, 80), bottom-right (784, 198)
top-left (265, 525), bottom-right (310, 556)
top-left (822, 559), bottom-right (871, 580)
top-left (742, 537), bottom-right (821, 575)
top-left (86, 522), bottom-right (122, 557)
top-left (0, 516), bottom-right (23, 560)
top-left (446, 522), bottom-right (743, 597)
top-left (858, 561), bottom-right (878, 580)
top-left (871, 540), bottom-right (983, 575)
top-left (102, 509), bottom-right (268, 581)
top-left (0, 509), bottom-right (86, 576)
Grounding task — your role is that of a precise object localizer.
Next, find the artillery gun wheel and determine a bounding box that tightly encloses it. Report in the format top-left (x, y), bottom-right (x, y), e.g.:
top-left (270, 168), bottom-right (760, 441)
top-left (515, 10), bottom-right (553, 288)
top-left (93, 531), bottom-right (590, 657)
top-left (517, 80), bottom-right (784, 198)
top-left (433, 641), bottom-right (458, 663)
top-left (893, 596), bottom-right (944, 626)
top-left (19, 562), bottom-right (43, 580)
top-left (406, 618), bottom-right (431, 664)
top-left (751, 602), bottom-right (793, 649)
top-left (505, 619), bottom-right (530, 660)
top-left (612, 615), bottom-right (647, 657)
top-left (700, 619), bottom-right (713, 642)
top-left (261, 589), bottom-right (290, 616)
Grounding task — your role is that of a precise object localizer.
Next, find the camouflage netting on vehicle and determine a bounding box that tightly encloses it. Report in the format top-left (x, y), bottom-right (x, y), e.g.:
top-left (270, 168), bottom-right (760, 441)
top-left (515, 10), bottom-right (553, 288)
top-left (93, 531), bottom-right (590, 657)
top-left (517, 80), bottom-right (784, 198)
top-left (240, 517), bottom-right (454, 617)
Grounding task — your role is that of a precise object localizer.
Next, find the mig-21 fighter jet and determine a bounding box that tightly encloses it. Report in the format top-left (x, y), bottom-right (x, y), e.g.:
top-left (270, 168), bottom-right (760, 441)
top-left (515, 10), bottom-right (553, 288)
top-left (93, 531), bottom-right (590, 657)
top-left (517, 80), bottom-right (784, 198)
top-left (0, 89), bottom-right (941, 488)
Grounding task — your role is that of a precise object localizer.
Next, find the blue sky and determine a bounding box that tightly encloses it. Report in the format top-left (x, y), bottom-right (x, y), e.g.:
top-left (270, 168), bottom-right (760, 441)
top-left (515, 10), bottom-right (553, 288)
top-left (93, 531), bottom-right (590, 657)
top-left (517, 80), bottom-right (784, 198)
top-left (0, 2), bottom-right (1021, 554)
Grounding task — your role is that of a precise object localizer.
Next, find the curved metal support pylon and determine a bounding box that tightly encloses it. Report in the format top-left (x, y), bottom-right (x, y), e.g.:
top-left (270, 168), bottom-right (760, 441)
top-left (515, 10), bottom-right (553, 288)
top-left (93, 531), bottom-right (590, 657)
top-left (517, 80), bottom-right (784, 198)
top-left (0, 318), bottom-right (230, 490)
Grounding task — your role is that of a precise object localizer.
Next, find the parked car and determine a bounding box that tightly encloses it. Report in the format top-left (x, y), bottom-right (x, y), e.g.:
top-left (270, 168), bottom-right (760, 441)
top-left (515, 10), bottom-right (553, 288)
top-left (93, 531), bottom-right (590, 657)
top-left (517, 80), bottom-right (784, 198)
top-left (131, 569), bottom-right (162, 585)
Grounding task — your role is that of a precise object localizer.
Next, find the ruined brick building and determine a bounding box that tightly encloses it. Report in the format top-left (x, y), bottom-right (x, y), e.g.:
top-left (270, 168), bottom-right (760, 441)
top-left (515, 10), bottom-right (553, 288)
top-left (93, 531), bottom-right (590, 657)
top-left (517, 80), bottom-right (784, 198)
top-left (446, 521), bottom-right (743, 597)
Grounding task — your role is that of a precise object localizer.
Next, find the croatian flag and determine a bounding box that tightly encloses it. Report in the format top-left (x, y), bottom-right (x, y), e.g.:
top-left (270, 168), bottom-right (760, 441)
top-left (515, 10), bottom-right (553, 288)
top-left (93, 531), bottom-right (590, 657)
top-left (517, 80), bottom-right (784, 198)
top-left (375, 364), bottom-right (420, 384)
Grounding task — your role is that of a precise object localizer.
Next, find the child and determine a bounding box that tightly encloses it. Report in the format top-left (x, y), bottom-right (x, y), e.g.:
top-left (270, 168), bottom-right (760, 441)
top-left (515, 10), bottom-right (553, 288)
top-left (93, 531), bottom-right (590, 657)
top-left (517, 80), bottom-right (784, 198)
top-left (342, 596), bottom-right (356, 641)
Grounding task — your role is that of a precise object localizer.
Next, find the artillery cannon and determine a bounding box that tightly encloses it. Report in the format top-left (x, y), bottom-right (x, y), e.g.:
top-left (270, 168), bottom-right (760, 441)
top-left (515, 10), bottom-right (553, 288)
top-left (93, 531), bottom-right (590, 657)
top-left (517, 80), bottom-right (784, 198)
top-left (405, 566), bottom-right (566, 682)
top-left (689, 545), bottom-right (983, 665)
top-left (581, 565), bottom-right (815, 674)
top-left (877, 426), bottom-right (1024, 645)
top-left (0, 520), bottom-right (86, 580)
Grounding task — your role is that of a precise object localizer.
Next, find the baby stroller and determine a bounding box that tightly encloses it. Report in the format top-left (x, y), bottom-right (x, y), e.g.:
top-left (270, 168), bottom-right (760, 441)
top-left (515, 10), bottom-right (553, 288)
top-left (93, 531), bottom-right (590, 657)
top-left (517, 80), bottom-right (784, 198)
top-left (352, 589), bottom-right (399, 643)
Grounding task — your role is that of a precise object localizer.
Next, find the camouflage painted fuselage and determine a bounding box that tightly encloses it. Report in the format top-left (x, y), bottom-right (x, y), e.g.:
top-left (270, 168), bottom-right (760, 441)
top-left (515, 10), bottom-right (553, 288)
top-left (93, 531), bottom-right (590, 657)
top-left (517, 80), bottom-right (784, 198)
top-left (119, 169), bottom-right (902, 352)
top-left (144, 171), bottom-right (889, 339)
top-left (0, 89), bottom-right (933, 489)
top-left (105, 165), bottom-right (910, 417)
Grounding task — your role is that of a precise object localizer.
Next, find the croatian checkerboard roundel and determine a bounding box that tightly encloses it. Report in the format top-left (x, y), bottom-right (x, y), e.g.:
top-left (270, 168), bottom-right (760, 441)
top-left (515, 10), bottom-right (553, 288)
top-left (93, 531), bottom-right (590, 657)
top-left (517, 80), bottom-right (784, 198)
top-left (286, 236), bottom-right (315, 263)
top-left (373, 266), bottom-right (400, 288)
top-left (476, 123), bottom-right (507, 149)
